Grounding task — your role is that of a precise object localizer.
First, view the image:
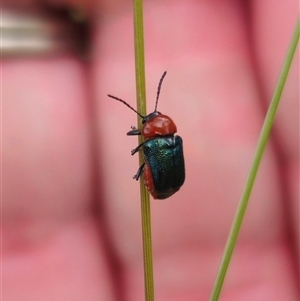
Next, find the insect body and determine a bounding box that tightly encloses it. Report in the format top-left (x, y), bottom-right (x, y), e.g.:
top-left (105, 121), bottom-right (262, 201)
top-left (108, 71), bottom-right (185, 199)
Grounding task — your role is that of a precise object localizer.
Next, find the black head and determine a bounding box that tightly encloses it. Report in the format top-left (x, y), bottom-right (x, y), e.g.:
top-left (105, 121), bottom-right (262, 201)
top-left (142, 111), bottom-right (161, 124)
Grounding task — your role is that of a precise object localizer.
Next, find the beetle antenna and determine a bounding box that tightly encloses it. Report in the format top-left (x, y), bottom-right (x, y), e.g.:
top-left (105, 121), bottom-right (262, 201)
top-left (108, 94), bottom-right (144, 118)
top-left (154, 71), bottom-right (167, 112)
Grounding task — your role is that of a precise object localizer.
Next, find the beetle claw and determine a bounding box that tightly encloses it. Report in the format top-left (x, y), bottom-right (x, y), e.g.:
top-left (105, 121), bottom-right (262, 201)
top-left (131, 142), bottom-right (144, 155)
top-left (127, 126), bottom-right (141, 136)
top-left (133, 163), bottom-right (145, 180)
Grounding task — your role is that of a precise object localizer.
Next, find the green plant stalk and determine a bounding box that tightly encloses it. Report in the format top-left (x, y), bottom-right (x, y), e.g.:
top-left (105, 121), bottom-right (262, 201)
top-left (209, 16), bottom-right (300, 301)
top-left (133, 1), bottom-right (154, 301)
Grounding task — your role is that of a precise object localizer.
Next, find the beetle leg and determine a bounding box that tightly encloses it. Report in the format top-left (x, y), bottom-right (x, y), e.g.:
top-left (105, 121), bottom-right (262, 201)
top-left (133, 163), bottom-right (145, 180)
top-left (131, 142), bottom-right (144, 155)
top-left (127, 126), bottom-right (141, 136)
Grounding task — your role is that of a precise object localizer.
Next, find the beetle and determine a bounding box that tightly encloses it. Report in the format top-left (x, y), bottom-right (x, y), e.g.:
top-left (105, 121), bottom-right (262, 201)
top-left (108, 71), bottom-right (185, 199)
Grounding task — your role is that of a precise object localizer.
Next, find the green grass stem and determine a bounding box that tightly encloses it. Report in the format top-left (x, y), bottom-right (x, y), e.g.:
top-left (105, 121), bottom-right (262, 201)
top-left (133, 1), bottom-right (154, 301)
top-left (209, 16), bottom-right (300, 301)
